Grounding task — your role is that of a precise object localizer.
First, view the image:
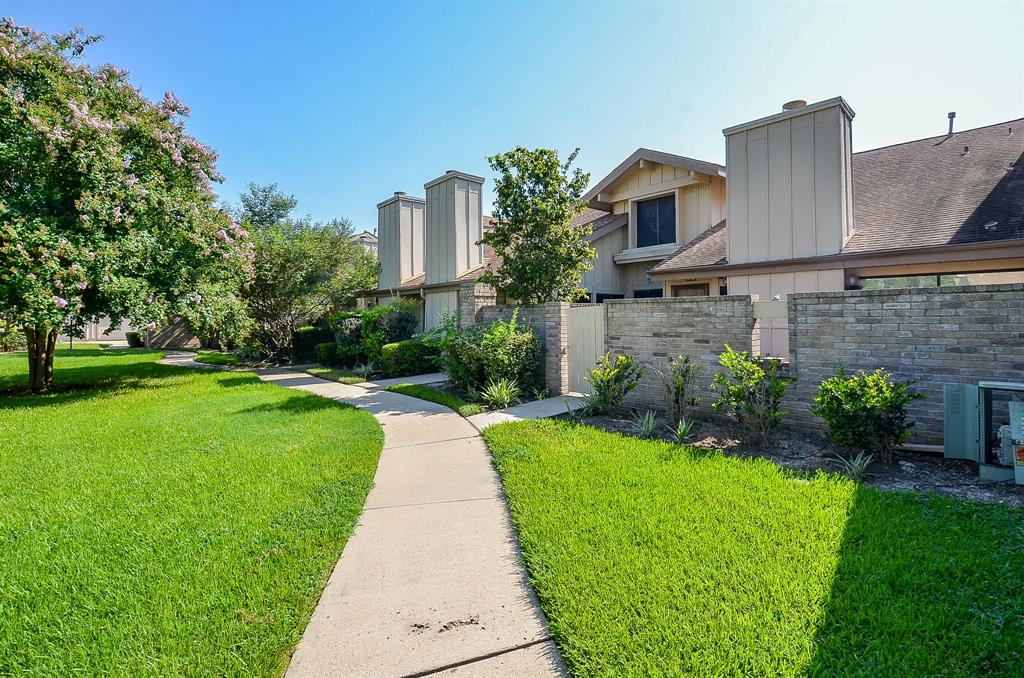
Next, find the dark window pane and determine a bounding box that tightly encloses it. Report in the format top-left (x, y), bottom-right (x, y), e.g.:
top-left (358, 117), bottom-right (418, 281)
top-left (633, 288), bottom-right (663, 298)
top-left (596, 293), bottom-right (625, 303)
top-left (637, 200), bottom-right (658, 248)
top-left (658, 195), bottom-right (675, 244)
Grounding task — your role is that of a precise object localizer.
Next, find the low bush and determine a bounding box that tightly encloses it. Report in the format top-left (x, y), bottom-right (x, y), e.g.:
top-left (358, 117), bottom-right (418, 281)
top-left (661, 354), bottom-right (701, 424)
top-left (125, 331), bottom-right (144, 348)
top-left (359, 300), bottom-right (420, 364)
top-left (480, 378), bottom-right (521, 409)
top-left (443, 310), bottom-right (541, 393)
top-left (711, 345), bottom-right (791, 444)
top-left (315, 342), bottom-right (338, 367)
top-left (329, 310), bottom-right (364, 367)
top-left (588, 352), bottom-right (646, 416)
top-left (812, 367), bottom-right (923, 464)
top-left (0, 325), bottom-right (27, 352)
top-left (292, 325), bottom-right (333, 362)
top-left (380, 339), bottom-right (440, 378)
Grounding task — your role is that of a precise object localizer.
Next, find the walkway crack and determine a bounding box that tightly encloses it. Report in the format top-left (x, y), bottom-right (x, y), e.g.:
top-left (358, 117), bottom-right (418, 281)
top-left (401, 637), bottom-right (555, 678)
top-left (364, 496), bottom-right (500, 511)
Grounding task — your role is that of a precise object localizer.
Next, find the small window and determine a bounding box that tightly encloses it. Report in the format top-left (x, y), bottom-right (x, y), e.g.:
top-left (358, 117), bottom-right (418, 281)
top-left (596, 292), bottom-right (625, 303)
top-left (632, 288), bottom-right (663, 299)
top-left (719, 283), bottom-right (728, 296)
top-left (636, 195), bottom-right (676, 248)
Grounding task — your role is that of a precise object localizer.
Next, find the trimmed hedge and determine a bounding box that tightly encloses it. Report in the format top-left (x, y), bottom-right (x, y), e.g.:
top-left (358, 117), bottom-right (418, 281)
top-left (380, 339), bottom-right (439, 378)
top-left (125, 331), bottom-right (144, 348)
top-left (315, 342), bottom-right (338, 367)
top-left (293, 325), bottom-right (334, 362)
top-left (443, 310), bottom-right (541, 392)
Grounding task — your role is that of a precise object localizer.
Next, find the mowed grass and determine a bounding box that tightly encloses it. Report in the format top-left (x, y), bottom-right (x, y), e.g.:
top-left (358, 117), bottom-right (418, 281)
top-left (194, 350), bottom-right (240, 366)
top-left (483, 420), bottom-right (1024, 677)
top-left (305, 367), bottom-right (364, 385)
top-left (0, 348), bottom-right (383, 676)
top-left (384, 383), bottom-right (484, 417)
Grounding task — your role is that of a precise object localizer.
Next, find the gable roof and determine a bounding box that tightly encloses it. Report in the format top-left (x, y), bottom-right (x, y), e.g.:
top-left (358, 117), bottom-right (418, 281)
top-left (572, 208), bottom-right (629, 241)
top-left (652, 117), bottom-right (1024, 274)
top-left (584, 148), bottom-right (726, 211)
top-left (845, 118), bottom-right (1024, 253)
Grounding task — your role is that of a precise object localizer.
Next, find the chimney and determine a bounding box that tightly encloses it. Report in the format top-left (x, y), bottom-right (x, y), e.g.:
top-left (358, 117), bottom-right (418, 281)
top-left (424, 170), bottom-right (485, 284)
top-left (948, 111), bottom-right (956, 136)
top-left (723, 96), bottom-right (855, 263)
top-left (375, 191), bottom-right (426, 289)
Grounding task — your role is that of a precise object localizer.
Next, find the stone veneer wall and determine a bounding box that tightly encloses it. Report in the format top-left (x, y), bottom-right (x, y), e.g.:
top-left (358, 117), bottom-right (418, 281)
top-left (604, 296), bottom-right (760, 413)
top-left (785, 283), bottom-right (1024, 444)
top-left (476, 302), bottom-right (570, 395)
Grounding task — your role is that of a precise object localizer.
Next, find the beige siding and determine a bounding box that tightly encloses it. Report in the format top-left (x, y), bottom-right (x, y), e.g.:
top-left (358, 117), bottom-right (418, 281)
top-left (729, 268), bottom-right (844, 357)
top-left (622, 262), bottom-right (660, 297)
top-left (726, 101), bottom-right (854, 265)
top-left (425, 172), bottom-right (484, 284)
top-left (378, 197), bottom-right (425, 288)
top-left (583, 228), bottom-right (627, 295)
top-left (423, 290), bottom-right (458, 330)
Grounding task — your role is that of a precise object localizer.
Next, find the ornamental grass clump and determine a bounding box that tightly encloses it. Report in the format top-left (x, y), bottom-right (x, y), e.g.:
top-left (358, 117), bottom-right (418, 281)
top-left (711, 345), bottom-right (791, 445)
top-left (812, 367), bottom-right (923, 465)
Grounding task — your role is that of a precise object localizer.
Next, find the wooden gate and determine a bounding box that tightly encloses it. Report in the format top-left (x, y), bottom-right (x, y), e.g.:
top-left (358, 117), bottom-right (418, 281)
top-left (568, 304), bottom-right (606, 394)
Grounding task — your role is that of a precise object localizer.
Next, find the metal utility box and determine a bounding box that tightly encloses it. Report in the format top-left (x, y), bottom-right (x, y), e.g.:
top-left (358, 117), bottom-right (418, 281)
top-left (979, 382), bottom-right (1024, 485)
top-left (943, 383), bottom-right (979, 461)
top-left (1011, 401), bottom-right (1024, 485)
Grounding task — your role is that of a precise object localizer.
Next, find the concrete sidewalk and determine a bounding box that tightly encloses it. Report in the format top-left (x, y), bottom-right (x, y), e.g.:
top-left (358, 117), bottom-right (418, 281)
top-left (468, 393), bottom-right (588, 430)
top-left (156, 352), bottom-right (562, 677)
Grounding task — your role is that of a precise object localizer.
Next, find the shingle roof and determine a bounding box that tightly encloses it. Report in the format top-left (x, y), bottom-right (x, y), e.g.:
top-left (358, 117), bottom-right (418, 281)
top-left (653, 117), bottom-right (1024, 274)
top-left (650, 220), bottom-right (727, 272)
top-left (845, 118), bottom-right (1024, 253)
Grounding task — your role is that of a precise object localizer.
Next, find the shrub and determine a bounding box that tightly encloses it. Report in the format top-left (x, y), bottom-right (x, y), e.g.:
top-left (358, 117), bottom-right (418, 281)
top-left (443, 310), bottom-right (541, 393)
top-left (315, 342), bottom-right (338, 367)
top-left (481, 378), bottom-right (521, 409)
top-left (125, 331), bottom-right (144, 348)
top-left (292, 325), bottom-right (333, 362)
top-left (380, 339), bottom-right (440, 378)
top-left (588, 353), bottom-right (646, 416)
top-left (811, 367), bottom-right (923, 464)
top-left (359, 300), bottom-right (420, 364)
top-left (711, 345), bottom-right (791, 444)
top-left (0, 325), bottom-right (27, 352)
top-left (661, 354), bottom-right (702, 424)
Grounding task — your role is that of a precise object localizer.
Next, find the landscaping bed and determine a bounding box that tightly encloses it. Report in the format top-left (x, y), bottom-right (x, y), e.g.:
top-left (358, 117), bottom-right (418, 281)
top-left (564, 409), bottom-right (1024, 507)
top-left (484, 419), bottom-right (1024, 676)
top-left (0, 347), bottom-right (384, 674)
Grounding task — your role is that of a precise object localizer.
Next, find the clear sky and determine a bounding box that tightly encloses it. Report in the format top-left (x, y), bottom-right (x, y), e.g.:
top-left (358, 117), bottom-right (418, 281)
top-left (7, 1), bottom-right (1024, 231)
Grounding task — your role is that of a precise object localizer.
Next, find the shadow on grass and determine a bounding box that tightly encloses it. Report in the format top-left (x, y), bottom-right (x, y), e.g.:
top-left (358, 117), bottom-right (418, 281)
top-left (237, 394), bottom-right (351, 416)
top-left (215, 375), bottom-right (260, 389)
top-left (808, 485), bottom-right (1024, 674)
top-left (0, 356), bottom-right (178, 407)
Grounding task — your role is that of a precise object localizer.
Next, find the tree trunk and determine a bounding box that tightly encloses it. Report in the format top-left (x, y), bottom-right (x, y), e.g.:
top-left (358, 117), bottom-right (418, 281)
top-left (25, 326), bottom-right (55, 394)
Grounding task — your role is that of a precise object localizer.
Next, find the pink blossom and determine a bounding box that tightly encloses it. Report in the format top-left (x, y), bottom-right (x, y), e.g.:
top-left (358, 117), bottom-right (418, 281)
top-left (146, 321), bottom-right (156, 331)
top-left (160, 91), bottom-right (191, 117)
top-left (192, 294), bottom-right (202, 304)
top-left (54, 279), bottom-right (63, 289)
top-left (52, 296), bottom-right (68, 308)
top-left (77, 281), bottom-right (88, 290)
top-left (26, 273), bottom-right (35, 281)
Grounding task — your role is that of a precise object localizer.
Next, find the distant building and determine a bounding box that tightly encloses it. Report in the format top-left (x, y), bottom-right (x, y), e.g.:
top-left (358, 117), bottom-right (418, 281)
top-left (352, 229), bottom-right (378, 256)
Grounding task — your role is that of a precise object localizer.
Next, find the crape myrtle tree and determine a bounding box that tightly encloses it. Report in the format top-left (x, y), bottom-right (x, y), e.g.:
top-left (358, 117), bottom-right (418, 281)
top-left (0, 20), bottom-right (252, 392)
top-left (237, 184), bottom-right (377, 360)
top-left (481, 147), bottom-right (594, 303)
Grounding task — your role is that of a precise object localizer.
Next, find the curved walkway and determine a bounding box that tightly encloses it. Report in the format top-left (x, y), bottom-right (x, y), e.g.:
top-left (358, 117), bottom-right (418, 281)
top-left (159, 353), bottom-right (564, 677)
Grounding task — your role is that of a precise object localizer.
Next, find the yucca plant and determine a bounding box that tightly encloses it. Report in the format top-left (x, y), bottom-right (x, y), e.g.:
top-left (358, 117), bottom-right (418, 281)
top-left (353, 362), bottom-right (375, 380)
top-left (831, 451), bottom-right (874, 482)
top-left (632, 410), bottom-right (658, 438)
top-left (672, 418), bottom-right (696, 444)
top-left (481, 378), bottom-right (521, 409)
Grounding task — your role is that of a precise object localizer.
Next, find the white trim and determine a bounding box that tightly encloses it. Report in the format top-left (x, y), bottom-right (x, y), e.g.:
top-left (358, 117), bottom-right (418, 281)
top-left (424, 170), bottom-right (485, 190)
top-left (614, 243), bottom-right (680, 264)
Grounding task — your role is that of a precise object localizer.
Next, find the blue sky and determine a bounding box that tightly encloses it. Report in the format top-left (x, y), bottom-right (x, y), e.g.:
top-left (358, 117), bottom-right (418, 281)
top-left (8, 1), bottom-right (1024, 231)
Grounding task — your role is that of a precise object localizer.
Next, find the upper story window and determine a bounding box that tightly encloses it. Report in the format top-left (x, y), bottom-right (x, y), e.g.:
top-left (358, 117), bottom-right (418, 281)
top-left (636, 194), bottom-right (675, 248)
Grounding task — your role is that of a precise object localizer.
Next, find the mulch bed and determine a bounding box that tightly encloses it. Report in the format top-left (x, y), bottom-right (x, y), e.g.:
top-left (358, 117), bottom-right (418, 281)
top-left (560, 410), bottom-right (1024, 507)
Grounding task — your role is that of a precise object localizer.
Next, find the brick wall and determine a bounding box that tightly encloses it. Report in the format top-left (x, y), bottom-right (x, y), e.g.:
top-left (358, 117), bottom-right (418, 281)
top-left (457, 282), bottom-right (497, 328)
top-left (785, 284), bottom-right (1024, 443)
top-left (605, 296), bottom-right (760, 412)
top-left (476, 302), bottom-right (570, 395)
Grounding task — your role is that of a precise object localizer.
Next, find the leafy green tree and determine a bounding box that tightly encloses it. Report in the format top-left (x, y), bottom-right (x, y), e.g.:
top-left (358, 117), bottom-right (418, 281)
top-left (245, 216), bottom-right (376, 360)
top-left (0, 21), bottom-right (251, 392)
top-left (481, 147), bottom-right (594, 303)
top-left (237, 183), bottom-right (298, 229)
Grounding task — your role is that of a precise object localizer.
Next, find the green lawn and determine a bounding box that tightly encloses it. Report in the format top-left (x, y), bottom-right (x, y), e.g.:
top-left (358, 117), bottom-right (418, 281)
top-left (484, 420), bottom-right (1024, 677)
top-left (305, 367), bottom-right (364, 385)
top-left (0, 347), bottom-right (383, 675)
top-left (194, 350), bottom-right (240, 366)
top-left (384, 383), bottom-right (484, 417)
